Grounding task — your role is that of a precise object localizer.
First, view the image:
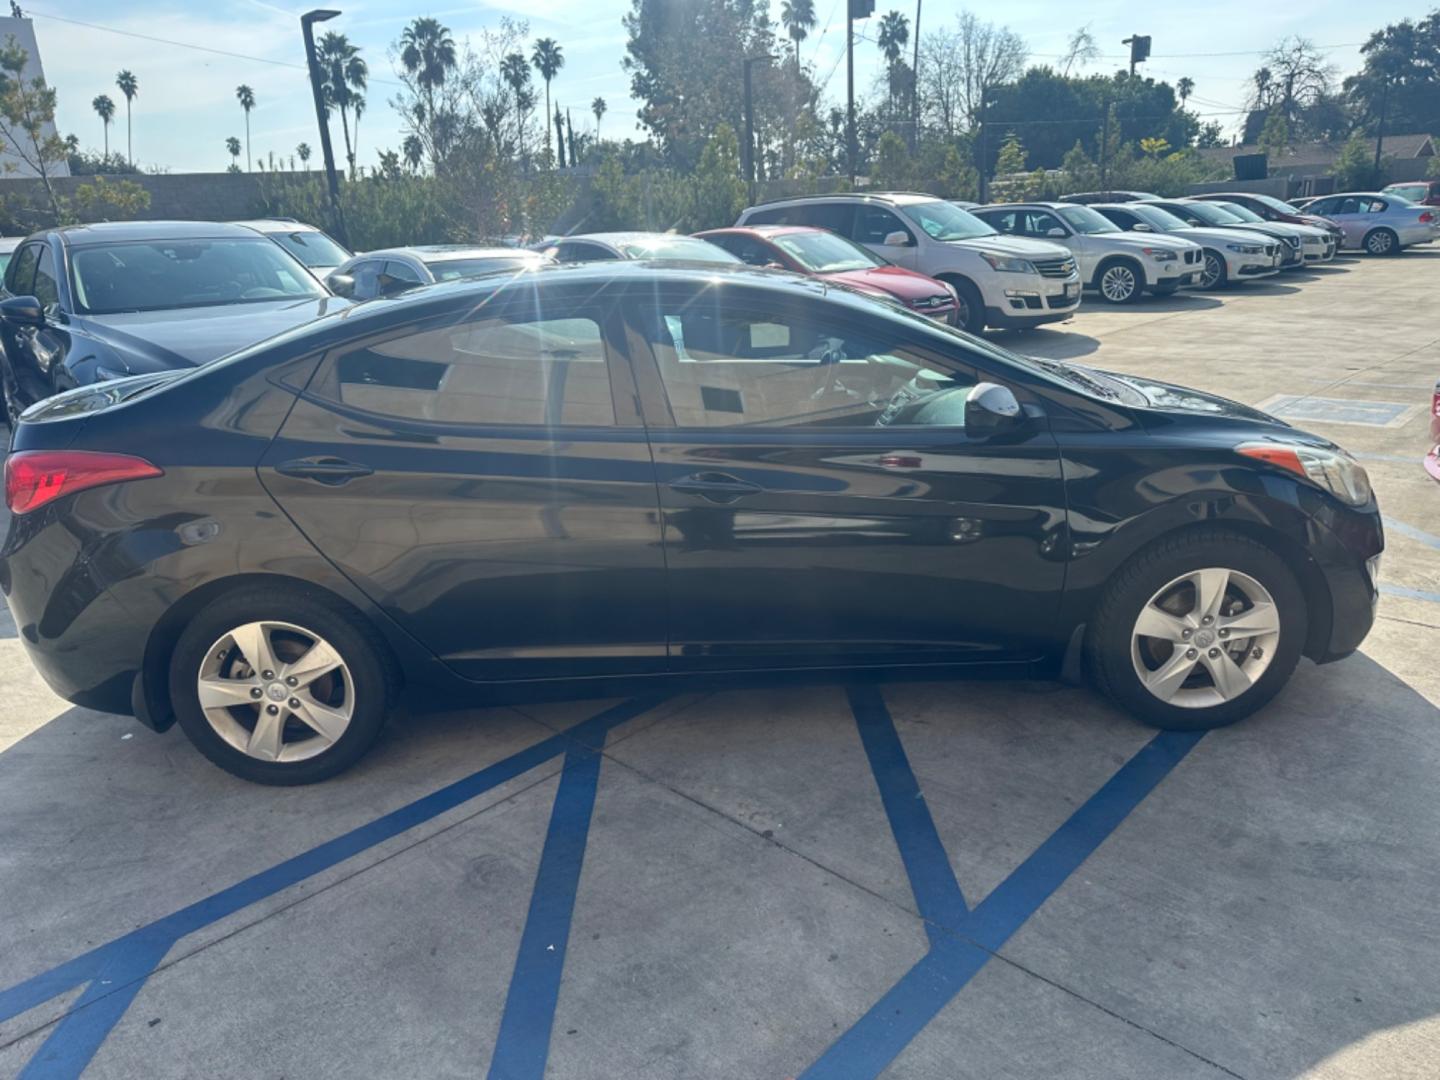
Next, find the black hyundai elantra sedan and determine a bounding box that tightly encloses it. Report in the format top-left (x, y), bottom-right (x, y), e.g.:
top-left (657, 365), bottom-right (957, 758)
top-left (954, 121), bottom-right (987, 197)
top-left (0, 262), bottom-right (1382, 784)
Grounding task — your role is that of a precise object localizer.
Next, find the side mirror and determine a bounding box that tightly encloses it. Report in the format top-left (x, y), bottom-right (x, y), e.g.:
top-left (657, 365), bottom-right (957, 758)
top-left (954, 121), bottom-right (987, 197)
top-left (965, 382), bottom-right (1023, 436)
top-left (882, 230), bottom-right (913, 247)
top-left (327, 273), bottom-right (356, 298)
top-left (1046, 226), bottom-right (1067, 238)
top-left (0, 295), bottom-right (44, 327)
top-left (1131, 223), bottom-right (1154, 232)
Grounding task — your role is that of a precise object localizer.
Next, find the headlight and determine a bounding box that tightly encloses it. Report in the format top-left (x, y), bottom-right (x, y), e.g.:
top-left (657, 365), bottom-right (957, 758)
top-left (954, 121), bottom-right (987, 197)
top-left (977, 250), bottom-right (1037, 274)
top-left (1226, 243), bottom-right (1263, 254)
top-left (1237, 441), bottom-right (1373, 507)
top-left (1142, 247), bottom-right (1177, 261)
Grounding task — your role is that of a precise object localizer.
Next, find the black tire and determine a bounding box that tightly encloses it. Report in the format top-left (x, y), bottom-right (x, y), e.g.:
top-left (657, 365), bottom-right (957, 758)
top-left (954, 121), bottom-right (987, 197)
top-left (169, 586), bottom-right (398, 784)
top-left (1, 361), bottom-right (21, 428)
top-left (939, 275), bottom-right (986, 333)
top-left (1094, 258), bottom-right (1143, 304)
top-left (1363, 228), bottom-right (1398, 256)
top-left (1084, 529), bottom-right (1307, 731)
top-left (1198, 249), bottom-right (1229, 290)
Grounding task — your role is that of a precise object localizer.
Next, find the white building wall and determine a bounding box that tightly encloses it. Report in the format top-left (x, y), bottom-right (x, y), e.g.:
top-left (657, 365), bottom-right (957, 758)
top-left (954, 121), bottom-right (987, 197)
top-left (0, 15), bottom-right (70, 179)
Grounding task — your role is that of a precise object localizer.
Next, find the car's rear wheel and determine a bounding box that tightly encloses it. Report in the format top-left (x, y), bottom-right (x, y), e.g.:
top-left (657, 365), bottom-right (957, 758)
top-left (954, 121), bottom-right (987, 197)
top-left (1096, 259), bottom-right (1142, 304)
top-left (1085, 530), bottom-right (1307, 731)
top-left (1363, 228), bottom-right (1398, 256)
top-left (170, 587), bottom-right (396, 784)
top-left (939, 275), bottom-right (985, 333)
top-left (1198, 250), bottom-right (1228, 289)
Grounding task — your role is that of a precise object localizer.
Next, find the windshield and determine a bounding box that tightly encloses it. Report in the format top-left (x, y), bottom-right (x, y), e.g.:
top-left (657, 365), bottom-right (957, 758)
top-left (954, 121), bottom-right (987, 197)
top-left (1127, 204), bottom-right (1190, 231)
top-left (617, 236), bottom-right (741, 263)
top-left (425, 256), bottom-right (543, 280)
top-left (1055, 205), bottom-right (1120, 235)
top-left (1385, 185), bottom-right (1426, 201)
top-left (1251, 193), bottom-right (1302, 215)
top-left (772, 230), bottom-right (881, 273)
top-left (1173, 201), bottom-right (1242, 225)
top-left (899, 200), bottom-right (996, 241)
top-left (269, 229), bottom-right (350, 268)
top-left (70, 238), bottom-right (327, 315)
top-left (1214, 201), bottom-right (1266, 224)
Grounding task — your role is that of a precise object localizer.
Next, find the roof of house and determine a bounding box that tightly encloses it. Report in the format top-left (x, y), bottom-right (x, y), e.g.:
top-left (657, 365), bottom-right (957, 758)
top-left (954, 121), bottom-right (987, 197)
top-left (1199, 133), bottom-right (1436, 171)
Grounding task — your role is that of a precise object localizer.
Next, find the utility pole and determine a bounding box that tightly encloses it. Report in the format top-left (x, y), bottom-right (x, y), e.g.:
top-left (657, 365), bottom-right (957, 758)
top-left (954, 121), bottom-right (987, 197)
top-left (847, 0), bottom-right (874, 186)
top-left (743, 53), bottom-right (777, 205)
top-left (1373, 72), bottom-right (1391, 179)
top-left (910, 0), bottom-right (921, 152)
top-left (977, 85), bottom-right (988, 203)
top-left (1122, 34), bottom-right (1150, 78)
top-left (301, 9), bottom-right (348, 248)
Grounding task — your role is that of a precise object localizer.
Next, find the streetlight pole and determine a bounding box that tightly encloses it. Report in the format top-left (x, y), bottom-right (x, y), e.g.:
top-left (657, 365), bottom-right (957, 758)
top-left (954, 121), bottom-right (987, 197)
top-left (846, 3), bottom-right (856, 186)
top-left (743, 53), bottom-right (777, 205)
top-left (301, 9), bottom-right (348, 248)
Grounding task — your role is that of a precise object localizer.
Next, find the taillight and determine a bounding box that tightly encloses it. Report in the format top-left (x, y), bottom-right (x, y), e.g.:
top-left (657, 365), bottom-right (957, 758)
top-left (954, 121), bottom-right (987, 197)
top-left (4, 450), bottom-right (162, 515)
top-left (1420, 211), bottom-right (1434, 223)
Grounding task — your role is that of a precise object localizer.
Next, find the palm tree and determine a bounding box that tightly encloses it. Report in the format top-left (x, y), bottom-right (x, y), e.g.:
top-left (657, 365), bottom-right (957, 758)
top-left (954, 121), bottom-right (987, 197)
top-left (399, 16), bottom-right (457, 145)
top-left (530, 38), bottom-right (564, 162)
top-left (591, 95), bottom-right (606, 140)
top-left (91, 94), bottom-right (115, 158)
top-left (402, 134), bottom-right (423, 172)
top-left (318, 32), bottom-right (368, 180)
top-left (1177, 77), bottom-right (1194, 107)
top-left (225, 136), bottom-right (241, 169)
top-left (500, 51), bottom-right (531, 160)
top-left (235, 84), bottom-right (256, 170)
top-left (296, 142), bottom-right (311, 170)
top-left (115, 70), bottom-right (138, 165)
top-left (779, 0), bottom-right (817, 62)
top-left (876, 10), bottom-right (908, 65)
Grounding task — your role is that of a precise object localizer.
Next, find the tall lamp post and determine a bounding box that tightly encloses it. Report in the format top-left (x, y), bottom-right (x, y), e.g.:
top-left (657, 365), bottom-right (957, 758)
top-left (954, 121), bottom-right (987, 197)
top-left (301, 8), bottom-right (349, 248)
top-left (743, 52), bottom-right (778, 205)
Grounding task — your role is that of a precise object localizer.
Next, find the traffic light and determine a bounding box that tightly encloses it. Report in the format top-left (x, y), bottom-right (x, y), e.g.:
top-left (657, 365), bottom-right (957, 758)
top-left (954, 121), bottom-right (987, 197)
top-left (1129, 35), bottom-right (1151, 66)
top-left (848, 0), bottom-right (874, 19)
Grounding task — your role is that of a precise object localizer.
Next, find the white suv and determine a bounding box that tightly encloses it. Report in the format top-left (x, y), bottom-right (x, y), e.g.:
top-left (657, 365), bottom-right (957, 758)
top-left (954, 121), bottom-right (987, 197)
top-left (972, 202), bottom-right (1203, 303)
top-left (736, 193), bottom-right (1081, 333)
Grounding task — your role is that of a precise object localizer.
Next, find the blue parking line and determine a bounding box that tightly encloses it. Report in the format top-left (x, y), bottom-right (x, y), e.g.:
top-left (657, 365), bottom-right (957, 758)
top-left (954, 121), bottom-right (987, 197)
top-left (0, 696), bottom-right (664, 1080)
top-left (1381, 516), bottom-right (1440, 551)
top-left (801, 688), bottom-right (1203, 1078)
top-left (1381, 583), bottom-right (1440, 604)
top-left (488, 742), bottom-right (606, 1080)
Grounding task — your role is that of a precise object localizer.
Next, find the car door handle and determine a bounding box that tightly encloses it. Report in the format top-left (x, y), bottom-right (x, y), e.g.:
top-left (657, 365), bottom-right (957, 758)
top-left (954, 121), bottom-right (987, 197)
top-left (274, 457), bottom-right (375, 485)
top-left (667, 471), bottom-right (763, 503)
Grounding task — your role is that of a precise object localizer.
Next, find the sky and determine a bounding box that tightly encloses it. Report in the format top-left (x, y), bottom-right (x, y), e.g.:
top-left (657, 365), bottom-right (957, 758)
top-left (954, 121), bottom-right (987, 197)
top-left (25, 0), bottom-right (1423, 174)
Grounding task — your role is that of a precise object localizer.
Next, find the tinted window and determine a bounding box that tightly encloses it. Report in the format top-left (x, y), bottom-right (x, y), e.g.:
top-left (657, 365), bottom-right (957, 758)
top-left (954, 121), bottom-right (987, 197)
top-left (556, 242), bottom-right (616, 263)
top-left (787, 203), bottom-right (855, 233)
top-left (1096, 207), bottom-right (1140, 229)
top-left (269, 229), bottom-right (350, 268)
top-left (322, 307), bottom-right (615, 427)
top-left (853, 206), bottom-right (913, 244)
top-left (633, 293), bottom-right (975, 429)
top-left (32, 246), bottom-right (58, 309)
top-left (6, 242), bottom-right (40, 295)
top-left (69, 238), bottom-right (325, 314)
top-left (348, 259), bottom-right (384, 298)
top-left (706, 234), bottom-right (778, 267)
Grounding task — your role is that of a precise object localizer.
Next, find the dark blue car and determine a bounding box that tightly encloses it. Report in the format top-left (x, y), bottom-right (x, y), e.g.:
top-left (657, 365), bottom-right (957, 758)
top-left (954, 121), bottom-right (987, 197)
top-left (0, 220), bottom-right (348, 423)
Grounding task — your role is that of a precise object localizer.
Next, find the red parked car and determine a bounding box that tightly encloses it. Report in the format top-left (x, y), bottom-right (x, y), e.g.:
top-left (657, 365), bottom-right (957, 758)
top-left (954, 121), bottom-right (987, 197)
top-left (1383, 180), bottom-right (1440, 208)
top-left (694, 225), bottom-right (960, 323)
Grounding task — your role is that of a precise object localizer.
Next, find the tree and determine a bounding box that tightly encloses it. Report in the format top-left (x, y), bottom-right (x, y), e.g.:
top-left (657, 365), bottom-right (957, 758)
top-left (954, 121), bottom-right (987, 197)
top-left (919, 12), bottom-right (1026, 134)
top-left (994, 131), bottom-right (1026, 175)
top-left (531, 38), bottom-right (564, 162)
top-left (1140, 136), bottom-right (1170, 159)
top-left (1176, 77), bottom-right (1194, 106)
top-left (691, 122), bottom-right (746, 229)
top-left (235, 84), bottom-right (255, 171)
top-left (592, 95), bottom-right (607, 138)
top-left (1344, 11), bottom-right (1440, 140)
top-left (779, 0), bottom-right (816, 62)
top-left (1254, 36), bottom-right (1336, 126)
top-left (1059, 25), bottom-right (1098, 78)
top-left (1196, 121), bottom-right (1225, 148)
top-left (225, 135), bottom-right (241, 169)
top-left (877, 10), bottom-right (909, 66)
top-left (0, 37), bottom-right (66, 219)
top-left (318, 32), bottom-right (368, 180)
top-left (91, 93), bottom-right (114, 157)
top-left (553, 106), bottom-right (567, 167)
top-left (1332, 131), bottom-right (1382, 189)
top-left (115, 69), bottom-right (137, 166)
top-left (398, 16), bottom-right (458, 168)
top-left (871, 130), bottom-right (912, 189)
top-left (1257, 108), bottom-right (1289, 158)
top-left (500, 51), bottom-right (531, 161)
top-left (296, 142), bottom-right (311, 169)
top-left (402, 134), bottom-right (423, 172)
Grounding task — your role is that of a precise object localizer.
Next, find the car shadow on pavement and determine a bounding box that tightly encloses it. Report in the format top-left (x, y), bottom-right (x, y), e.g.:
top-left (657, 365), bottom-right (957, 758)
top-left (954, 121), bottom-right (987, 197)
top-left (991, 327), bottom-right (1100, 360)
top-left (1227, 281), bottom-right (1303, 297)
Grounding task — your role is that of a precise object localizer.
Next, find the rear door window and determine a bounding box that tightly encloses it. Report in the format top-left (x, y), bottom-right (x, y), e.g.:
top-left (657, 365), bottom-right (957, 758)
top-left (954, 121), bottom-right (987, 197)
top-left (853, 206), bottom-right (912, 245)
top-left (32, 246), bottom-right (59, 309)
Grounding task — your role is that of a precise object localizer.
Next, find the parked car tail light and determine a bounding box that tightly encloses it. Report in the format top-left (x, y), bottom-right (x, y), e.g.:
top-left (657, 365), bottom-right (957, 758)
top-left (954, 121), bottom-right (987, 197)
top-left (1420, 211), bottom-right (1435, 224)
top-left (1236, 442), bottom-right (1372, 507)
top-left (5, 451), bottom-right (163, 515)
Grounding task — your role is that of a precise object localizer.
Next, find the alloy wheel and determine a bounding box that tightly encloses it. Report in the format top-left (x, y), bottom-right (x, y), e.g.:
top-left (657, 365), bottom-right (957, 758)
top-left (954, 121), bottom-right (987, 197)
top-left (1365, 230), bottom-right (1393, 255)
top-left (197, 620), bottom-right (355, 763)
top-left (1100, 264), bottom-right (1137, 303)
top-left (952, 294), bottom-right (973, 331)
top-left (1129, 567), bottom-right (1280, 709)
top-left (1199, 253), bottom-right (1223, 289)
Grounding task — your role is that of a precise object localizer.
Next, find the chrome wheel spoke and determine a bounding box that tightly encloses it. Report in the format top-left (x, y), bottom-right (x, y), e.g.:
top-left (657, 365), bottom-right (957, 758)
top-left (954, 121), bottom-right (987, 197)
top-left (1199, 649), bottom-right (1252, 701)
top-left (1190, 568), bottom-right (1230, 622)
top-left (197, 676), bottom-right (260, 710)
top-left (1135, 603), bottom-right (1191, 643)
top-left (290, 695), bottom-right (349, 743)
top-left (1143, 647), bottom-right (1198, 701)
top-left (229, 622), bottom-right (279, 678)
top-left (1218, 601), bottom-right (1279, 638)
top-left (246, 709), bottom-right (285, 761)
top-left (282, 639), bottom-right (344, 689)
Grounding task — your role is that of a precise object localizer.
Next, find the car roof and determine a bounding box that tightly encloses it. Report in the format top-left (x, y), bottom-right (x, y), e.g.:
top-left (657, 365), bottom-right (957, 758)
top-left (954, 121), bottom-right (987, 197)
top-left (755, 191), bottom-right (940, 208)
top-left (53, 220), bottom-right (267, 245)
top-left (698, 225), bottom-right (823, 238)
top-left (564, 232), bottom-right (717, 245)
top-left (232, 219), bottom-right (320, 233)
top-left (364, 245), bottom-right (547, 262)
top-left (973, 202), bottom-right (1070, 211)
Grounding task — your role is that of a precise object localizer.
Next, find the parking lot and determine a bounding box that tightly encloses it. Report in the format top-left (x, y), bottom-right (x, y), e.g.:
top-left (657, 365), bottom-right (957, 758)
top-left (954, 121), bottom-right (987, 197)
top-left (2, 251), bottom-right (1438, 1079)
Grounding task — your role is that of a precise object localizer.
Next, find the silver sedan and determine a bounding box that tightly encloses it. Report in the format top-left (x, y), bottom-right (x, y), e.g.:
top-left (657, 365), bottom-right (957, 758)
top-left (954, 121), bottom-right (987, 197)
top-left (1298, 193), bottom-right (1439, 255)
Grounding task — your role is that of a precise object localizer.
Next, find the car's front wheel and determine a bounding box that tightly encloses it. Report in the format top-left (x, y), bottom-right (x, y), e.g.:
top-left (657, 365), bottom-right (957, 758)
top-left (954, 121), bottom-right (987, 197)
top-left (940, 275), bottom-right (985, 333)
top-left (1085, 530), bottom-right (1307, 731)
top-left (170, 587), bottom-right (397, 784)
top-left (1096, 259), bottom-right (1142, 304)
top-left (1198, 250), bottom-right (1228, 290)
